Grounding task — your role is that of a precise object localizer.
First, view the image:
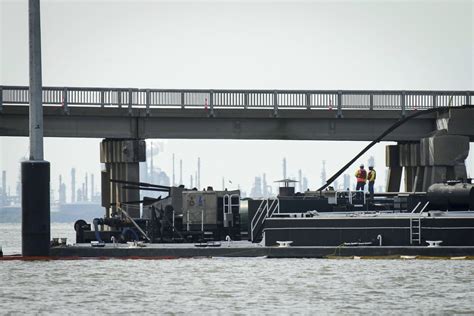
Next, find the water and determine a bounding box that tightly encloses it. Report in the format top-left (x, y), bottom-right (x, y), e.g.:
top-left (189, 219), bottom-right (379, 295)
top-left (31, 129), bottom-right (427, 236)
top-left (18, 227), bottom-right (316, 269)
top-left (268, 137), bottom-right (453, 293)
top-left (1, 223), bottom-right (474, 314)
top-left (0, 222), bottom-right (76, 255)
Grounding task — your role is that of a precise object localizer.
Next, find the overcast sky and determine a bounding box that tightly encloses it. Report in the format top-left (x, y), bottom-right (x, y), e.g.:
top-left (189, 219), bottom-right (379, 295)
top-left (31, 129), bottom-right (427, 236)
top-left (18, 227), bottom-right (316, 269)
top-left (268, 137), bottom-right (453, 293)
top-left (1, 0), bottom-right (473, 200)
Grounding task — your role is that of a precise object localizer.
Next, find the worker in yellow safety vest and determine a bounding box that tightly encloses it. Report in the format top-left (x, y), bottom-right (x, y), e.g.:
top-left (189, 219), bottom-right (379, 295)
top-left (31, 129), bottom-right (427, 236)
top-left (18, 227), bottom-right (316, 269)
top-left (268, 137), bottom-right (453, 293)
top-left (368, 166), bottom-right (376, 199)
top-left (355, 164), bottom-right (367, 191)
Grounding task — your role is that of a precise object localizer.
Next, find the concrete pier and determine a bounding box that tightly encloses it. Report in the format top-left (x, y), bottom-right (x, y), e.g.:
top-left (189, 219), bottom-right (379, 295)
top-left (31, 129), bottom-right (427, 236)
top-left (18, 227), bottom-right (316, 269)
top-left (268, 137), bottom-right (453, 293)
top-left (385, 145), bottom-right (402, 192)
top-left (100, 139), bottom-right (146, 218)
top-left (386, 133), bottom-right (470, 192)
top-left (22, 161), bottom-right (50, 256)
top-left (22, 0), bottom-right (51, 256)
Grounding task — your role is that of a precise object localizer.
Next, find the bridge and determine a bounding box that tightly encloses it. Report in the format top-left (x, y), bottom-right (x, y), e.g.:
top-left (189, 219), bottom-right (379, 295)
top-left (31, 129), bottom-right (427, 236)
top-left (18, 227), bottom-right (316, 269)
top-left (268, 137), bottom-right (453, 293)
top-left (1, 85), bottom-right (473, 141)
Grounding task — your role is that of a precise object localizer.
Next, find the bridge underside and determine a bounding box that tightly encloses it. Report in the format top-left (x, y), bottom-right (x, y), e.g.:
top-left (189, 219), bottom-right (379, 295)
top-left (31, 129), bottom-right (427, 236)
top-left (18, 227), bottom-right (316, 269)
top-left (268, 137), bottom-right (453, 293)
top-left (0, 106), bottom-right (445, 141)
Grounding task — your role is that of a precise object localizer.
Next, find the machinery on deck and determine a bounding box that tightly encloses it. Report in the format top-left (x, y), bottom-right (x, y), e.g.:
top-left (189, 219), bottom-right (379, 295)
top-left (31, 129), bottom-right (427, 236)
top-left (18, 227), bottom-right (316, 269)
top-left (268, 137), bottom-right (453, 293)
top-left (75, 178), bottom-right (474, 246)
top-left (75, 183), bottom-right (242, 244)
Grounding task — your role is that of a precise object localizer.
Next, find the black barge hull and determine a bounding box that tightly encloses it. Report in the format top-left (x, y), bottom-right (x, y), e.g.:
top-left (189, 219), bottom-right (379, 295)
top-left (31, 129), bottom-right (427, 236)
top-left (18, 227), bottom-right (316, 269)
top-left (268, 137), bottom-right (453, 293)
top-left (49, 244), bottom-right (474, 259)
top-left (264, 215), bottom-right (474, 247)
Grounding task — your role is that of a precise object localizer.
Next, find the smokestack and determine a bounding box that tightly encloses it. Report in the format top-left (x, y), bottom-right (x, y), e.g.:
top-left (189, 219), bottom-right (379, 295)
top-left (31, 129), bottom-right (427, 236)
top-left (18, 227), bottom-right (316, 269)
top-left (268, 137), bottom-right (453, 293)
top-left (368, 156), bottom-right (375, 168)
top-left (1, 170), bottom-right (6, 206)
top-left (149, 142), bottom-right (154, 183)
top-left (283, 158), bottom-right (287, 179)
top-left (91, 174), bottom-right (94, 201)
top-left (343, 174), bottom-right (351, 190)
top-left (172, 153), bottom-right (175, 186)
top-left (222, 177), bottom-right (225, 190)
top-left (180, 159), bottom-right (183, 185)
top-left (298, 169), bottom-right (302, 192)
top-left (58, 174), bottom-right (66, 204)
top-left (71, 168), bottom-right (76, 203)
top-left (85, 173), bottom-right (88, 202)
top-left (197, 157), bottom-right (201, 189)
top-left (321, 160), bottom-right (327, 186)
top-left (190, 174), bottom-right (193, 188)
top-left (303, 177), bottom-right (308, 192)
top-left (262, 173), bottom-right (267, 197)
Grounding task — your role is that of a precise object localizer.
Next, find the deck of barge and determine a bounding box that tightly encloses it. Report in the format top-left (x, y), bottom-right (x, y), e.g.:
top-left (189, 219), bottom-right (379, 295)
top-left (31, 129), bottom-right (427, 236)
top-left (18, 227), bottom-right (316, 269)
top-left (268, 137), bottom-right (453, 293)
top-left (45, 241), bottom-right (474, 259)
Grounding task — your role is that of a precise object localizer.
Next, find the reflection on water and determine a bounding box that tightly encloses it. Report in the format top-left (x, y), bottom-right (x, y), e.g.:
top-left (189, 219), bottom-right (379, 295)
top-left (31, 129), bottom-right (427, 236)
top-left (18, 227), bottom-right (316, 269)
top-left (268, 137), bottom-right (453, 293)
top-left (1, 224), bottom-right (474, 314)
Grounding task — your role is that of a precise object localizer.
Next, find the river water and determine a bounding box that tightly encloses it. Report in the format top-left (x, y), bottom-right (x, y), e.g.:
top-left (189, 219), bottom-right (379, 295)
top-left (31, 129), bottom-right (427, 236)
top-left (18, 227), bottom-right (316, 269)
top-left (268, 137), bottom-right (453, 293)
top-left (1, 223), bottom-right (474, 314)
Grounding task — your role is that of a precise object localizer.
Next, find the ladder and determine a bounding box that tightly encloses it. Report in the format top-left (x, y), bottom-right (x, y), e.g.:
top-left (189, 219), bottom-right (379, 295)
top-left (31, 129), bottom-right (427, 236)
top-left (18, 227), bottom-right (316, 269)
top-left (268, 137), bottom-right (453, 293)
top-left (409, 201), bottom-right (430, 245)
top-left (410, 217), bottom-right (421, 245)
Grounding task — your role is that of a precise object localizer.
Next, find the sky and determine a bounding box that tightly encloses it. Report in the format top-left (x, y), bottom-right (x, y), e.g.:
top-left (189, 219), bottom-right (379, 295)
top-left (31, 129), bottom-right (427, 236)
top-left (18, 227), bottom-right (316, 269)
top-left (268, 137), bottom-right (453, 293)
top-left (1, 0), bottom-right (473, 200)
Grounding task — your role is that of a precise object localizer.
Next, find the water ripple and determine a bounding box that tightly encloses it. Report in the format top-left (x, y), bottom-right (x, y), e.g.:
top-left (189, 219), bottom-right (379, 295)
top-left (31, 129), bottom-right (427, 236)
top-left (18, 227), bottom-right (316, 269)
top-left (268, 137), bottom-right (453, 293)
top-left (2, 225), bottom-right (474, 314)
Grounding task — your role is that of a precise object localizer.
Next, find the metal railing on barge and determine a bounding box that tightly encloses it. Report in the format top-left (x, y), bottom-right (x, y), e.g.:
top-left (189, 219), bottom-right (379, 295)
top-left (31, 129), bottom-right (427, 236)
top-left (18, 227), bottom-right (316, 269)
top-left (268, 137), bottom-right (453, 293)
top-left (1, 85), bottom-right (472, 116)
top-left (250, 198), bottom-right (280, 242)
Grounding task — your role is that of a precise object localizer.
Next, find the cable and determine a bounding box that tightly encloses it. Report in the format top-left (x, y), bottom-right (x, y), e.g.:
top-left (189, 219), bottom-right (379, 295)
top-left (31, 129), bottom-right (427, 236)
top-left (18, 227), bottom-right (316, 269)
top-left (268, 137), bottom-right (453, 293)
top-left (317, 104), bottom-right (473, 192)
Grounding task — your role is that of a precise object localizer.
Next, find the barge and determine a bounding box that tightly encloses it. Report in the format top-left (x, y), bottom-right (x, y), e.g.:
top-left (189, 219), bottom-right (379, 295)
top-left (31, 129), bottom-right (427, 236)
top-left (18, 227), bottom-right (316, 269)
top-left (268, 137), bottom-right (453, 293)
top-left (51, 180), bottom-right (474, 258)
top-left (51, 105), bottom-right (474, 259)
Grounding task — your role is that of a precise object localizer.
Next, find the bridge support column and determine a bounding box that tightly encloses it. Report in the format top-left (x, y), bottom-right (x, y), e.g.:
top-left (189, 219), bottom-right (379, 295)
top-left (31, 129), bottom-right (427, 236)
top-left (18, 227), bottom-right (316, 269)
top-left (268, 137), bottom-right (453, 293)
top-left (100, 139), bottom-right (146, 218)
top-left (419, 134), bottom-right (469, 191)
top-left (399, 142), bottom-right (422, 192)
top-left (386, 135), bottom-right (469, 192)
top-left (385, 145), bottom-right (402, 192)
top-left (22, 161), bottom-right (50, 256)
top-left (409, 143), bottom-right (425, 192)
top-left (386, 142), bottom-right (421, 192)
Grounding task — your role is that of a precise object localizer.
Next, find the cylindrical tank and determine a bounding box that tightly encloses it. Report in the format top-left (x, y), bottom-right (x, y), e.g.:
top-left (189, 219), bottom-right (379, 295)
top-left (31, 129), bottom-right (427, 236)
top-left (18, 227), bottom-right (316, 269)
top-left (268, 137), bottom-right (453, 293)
top-left (427, 182), bottom-right (474, 211)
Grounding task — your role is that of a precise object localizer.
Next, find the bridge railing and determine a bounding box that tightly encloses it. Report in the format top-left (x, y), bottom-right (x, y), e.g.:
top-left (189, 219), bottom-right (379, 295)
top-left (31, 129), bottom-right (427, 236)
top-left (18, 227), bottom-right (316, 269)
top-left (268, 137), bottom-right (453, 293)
top-left (0, 86), bottom-right (472, 114)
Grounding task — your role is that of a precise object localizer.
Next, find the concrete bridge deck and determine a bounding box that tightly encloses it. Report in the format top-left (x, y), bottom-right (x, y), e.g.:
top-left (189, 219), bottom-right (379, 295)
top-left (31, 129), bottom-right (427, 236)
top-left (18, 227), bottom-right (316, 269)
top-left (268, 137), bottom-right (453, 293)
top-left (1, 86), bottom-right (472, 141)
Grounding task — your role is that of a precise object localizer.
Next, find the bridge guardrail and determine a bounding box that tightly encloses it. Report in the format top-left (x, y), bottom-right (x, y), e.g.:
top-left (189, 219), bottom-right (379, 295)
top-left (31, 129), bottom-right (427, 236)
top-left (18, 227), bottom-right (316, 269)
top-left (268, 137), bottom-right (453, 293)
top-left (0, 86), bottom-right (472, 115)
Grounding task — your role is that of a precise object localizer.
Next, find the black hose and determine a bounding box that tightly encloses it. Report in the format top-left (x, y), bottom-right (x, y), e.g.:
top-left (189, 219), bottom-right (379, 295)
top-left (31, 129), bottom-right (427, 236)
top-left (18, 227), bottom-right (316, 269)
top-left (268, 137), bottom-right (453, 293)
top-left (317, 105), bottom-right (473, 192)
top-left (122, 185), bottom-right (170, 192)
top-left (121, 227), bottom-right (139, 242)
top-left (93, 218), bottom-right (104, 243)
top-left (110, 179), bottom-right (170, 190)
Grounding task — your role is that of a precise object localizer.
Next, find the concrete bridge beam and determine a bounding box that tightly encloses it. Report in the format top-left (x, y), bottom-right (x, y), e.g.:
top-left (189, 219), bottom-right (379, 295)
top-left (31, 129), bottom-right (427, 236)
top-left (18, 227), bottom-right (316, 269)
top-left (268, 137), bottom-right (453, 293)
top-left (437, 108), bottom-right (474, 140)
top-left (0, 106), bottom-right (437, 141)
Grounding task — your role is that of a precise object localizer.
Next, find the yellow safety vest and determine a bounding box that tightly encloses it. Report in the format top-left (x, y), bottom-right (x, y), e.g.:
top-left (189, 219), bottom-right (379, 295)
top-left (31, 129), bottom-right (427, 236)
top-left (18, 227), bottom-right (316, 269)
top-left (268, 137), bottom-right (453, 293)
top-left (368, 170), bottom-right (376, 182)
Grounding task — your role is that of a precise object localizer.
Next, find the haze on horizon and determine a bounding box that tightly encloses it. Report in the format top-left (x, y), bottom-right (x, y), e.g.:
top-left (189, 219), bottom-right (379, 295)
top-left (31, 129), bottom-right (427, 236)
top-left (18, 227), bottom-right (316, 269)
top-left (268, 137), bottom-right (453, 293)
top-left (1, 0), bottom-right (473, 199)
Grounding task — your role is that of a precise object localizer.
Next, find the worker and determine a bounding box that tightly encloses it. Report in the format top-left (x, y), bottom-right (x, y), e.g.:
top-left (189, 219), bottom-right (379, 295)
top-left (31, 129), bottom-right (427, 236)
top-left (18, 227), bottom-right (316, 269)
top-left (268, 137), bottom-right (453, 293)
top-left (368, 165), bottom-right (376, 199)
top-left (355, 164), bottom-right (367, 191)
